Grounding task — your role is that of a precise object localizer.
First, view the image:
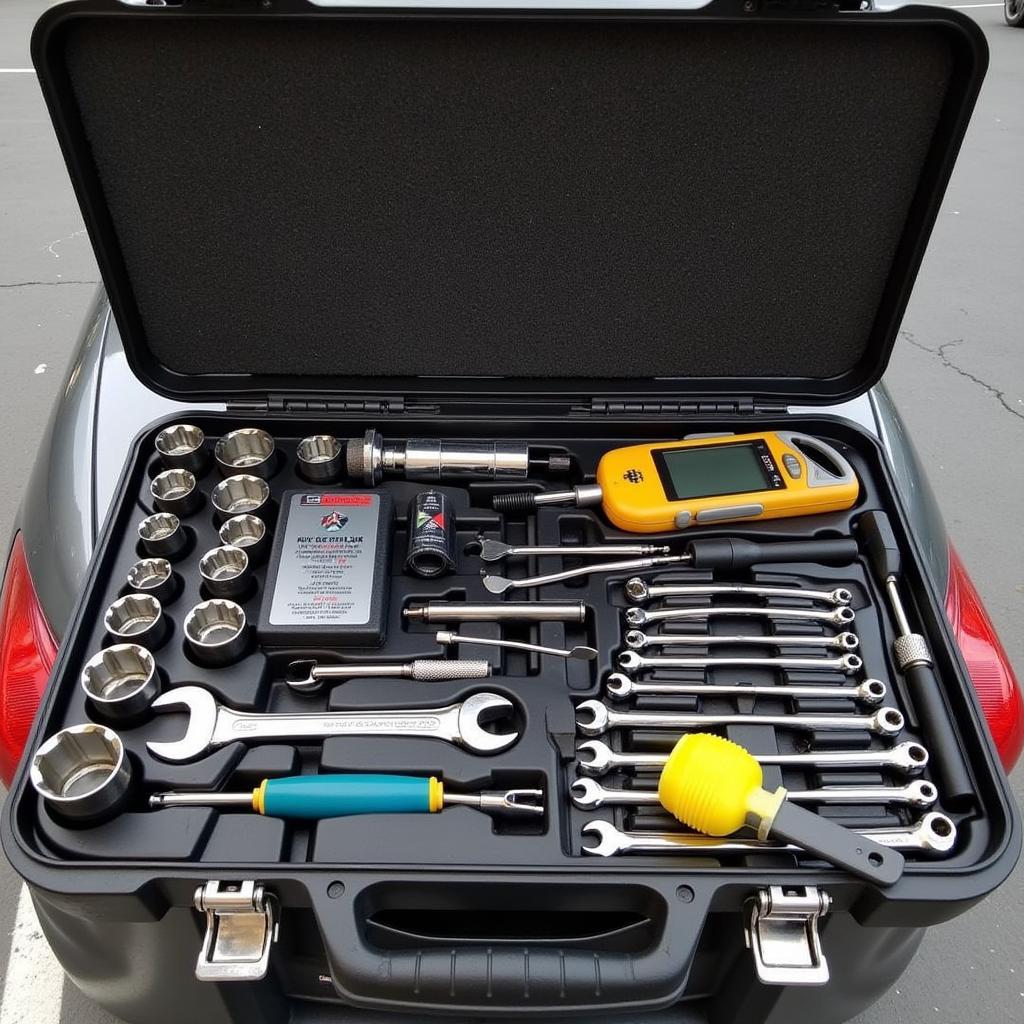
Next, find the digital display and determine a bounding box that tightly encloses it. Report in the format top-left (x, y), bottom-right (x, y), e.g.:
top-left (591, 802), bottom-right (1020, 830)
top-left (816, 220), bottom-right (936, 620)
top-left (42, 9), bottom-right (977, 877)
top-left (653, 442), bottom-right (776, 501)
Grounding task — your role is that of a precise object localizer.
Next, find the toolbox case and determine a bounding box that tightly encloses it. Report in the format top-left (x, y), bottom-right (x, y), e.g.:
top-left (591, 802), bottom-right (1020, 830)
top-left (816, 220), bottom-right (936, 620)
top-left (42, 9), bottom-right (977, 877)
top-left (2, 2), bottom-right (1019, 1023)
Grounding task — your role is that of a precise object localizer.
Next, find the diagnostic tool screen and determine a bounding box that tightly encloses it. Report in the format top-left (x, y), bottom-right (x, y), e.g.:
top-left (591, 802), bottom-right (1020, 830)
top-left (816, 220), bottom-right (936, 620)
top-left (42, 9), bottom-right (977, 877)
top-left (653, 442), bottom-right (776, 501)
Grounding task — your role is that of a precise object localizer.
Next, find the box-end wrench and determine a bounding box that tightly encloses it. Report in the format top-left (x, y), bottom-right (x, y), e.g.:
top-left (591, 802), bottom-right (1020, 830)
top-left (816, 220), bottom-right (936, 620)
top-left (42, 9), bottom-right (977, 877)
top-left (147, 686), bottom-right (520, 763)
top-left (478, 539), bottom-right (670, 562)
top-left (575, 739), bottom-right (930, 777)
top-left (622, 629), bottom-right (860, 652)
top-left (605, 672), bottom-right (887, 706)
top-left (617, 650), bottom-right (863, 675)
top-left (570, 777), bottom-right (937, 810)
top-left (624, 578), bottom-right (854, 606)
top-left (624, 605), bottom-right (856, 628)
top-left (581, 813), bottom-right (957, 857)
top-left (575, 699), bottom-right (905, 738)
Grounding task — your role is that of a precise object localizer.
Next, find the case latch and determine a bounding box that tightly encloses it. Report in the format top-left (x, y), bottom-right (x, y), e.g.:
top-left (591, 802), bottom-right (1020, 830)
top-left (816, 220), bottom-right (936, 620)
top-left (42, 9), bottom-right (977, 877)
top-left (744, 885), bottom-right (831, 986)
top-left (194, 880), bottom-right (278, 982)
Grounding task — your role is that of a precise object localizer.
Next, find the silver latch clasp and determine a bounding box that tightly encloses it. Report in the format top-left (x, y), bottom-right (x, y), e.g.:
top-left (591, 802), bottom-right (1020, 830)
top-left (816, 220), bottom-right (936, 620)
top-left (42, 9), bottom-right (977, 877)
top-left (745, 885), bottom-right (831, 986)
top-left (194, 880), bottom-right (278, 982)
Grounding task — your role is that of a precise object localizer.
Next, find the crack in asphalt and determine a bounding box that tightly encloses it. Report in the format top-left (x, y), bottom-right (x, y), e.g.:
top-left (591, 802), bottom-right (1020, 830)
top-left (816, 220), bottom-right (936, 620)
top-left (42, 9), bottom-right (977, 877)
top-left (0, 280), bottom-right (99, 289)
top-left (901, 332), bottom-right (1024, 424)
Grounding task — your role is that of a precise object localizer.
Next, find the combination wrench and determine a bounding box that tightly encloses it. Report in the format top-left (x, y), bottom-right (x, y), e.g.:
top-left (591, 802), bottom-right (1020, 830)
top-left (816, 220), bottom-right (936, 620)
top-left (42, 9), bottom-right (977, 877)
top-left (580, 813), bottom-right (957, 857)
top-left (575, 739), bottom-right (930, 777)
top-left (617, 650), bottom-right (864, 675)
top-left (570, 777), bottom-right (937, 810)
top-left (605, 673), bottom-right (887, 706)
top-left (477, 539), bottom-right (670, 562)
top-left (624, 578), bottom-right (854, 606)
top-left (622, 629), bottom-right (859, 652)
top-left (624, 605), bottom-right (856, 628)
top-left (575, 699), bottom-right (905, 738)
top-left (147, 686), bottom-right (520, 762)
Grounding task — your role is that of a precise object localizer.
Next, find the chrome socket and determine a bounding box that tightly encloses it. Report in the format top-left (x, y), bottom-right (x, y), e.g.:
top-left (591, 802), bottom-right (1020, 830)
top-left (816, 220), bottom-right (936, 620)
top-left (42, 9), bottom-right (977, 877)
top-left (219, 513), bottom-right (269, 565)
top-left (154, 423), bottom-right (207, 473)
top-left (104, 593), bottom-right (167, 649)
top-left (150, 468), bottom-right (202, 517)
top-left (125, 557), bottom-right (177, 604)
top-left (199, 545), bottom-right (251, 599)
top-left (137, 512), bottom-right (188, 560)
top-left (211, 474), bottom-right (272, 523)
top-left (215, 428), bottom-right (276, 478)
top-left (184, 599), bottom-right (250, 666)
top-left (31, 724), bottom-right (132, 824)
top-left (296, 435), bottom-right (344, 483)
top-left (81, 644), bottom-right (160, 720)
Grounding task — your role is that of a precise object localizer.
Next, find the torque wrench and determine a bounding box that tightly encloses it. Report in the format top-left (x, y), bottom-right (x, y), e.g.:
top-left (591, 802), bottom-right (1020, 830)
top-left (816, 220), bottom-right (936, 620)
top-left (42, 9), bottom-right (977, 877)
top-left (570, 777), bottom-right (937, 810)
top-left (857, 511), bottom-right (974, 808)
top-left (435, 630), bottom-right (597, 661)
top-left (624, 578), bottom-right (854, 606)
top-left (575, 700), bottom-right (905, 738)
top-left (483, 555), bottom-right (689, 594)
top-left (625, 604), bottom-right (856, 628)
top-left (622, 629), bottom-right (859, 652)
top-left (287, 658), bottom-right (492, 694)
top-left (575, 739), bottom-right (929, 777)
top-left (403, 601), bottom-right (587, 624)
top-left (150, 774), bottom-right (544, 818)
top-left (346, 429), bottom-right (571, 486)
top-left (581, 813), bottom-right (956, 857)
top-left (605, 673), bottom-right (886, 705)
top-left (617, 650), bottom-right (864, 675)
top-left (147, 687), bottom-right (520, 762)
top-left (478, 538), bottom-right (670, 562)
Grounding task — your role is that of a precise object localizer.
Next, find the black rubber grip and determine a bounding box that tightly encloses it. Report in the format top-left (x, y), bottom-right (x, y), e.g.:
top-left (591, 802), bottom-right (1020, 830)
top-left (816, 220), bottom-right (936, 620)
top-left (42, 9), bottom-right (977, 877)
top-left (856, 510), bottom-right (902, 581)
top-left (685, 536), bottom-right (859, 570)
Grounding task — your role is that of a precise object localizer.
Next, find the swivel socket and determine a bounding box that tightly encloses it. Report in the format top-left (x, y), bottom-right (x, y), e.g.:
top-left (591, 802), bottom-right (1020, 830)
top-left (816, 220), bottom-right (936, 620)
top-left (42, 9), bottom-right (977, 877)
top-left (211, 474), bottom-right (272, 522)
top-left (199, 545), bottom-right (251, 599)
top-left (104, 593), bottom-right (167, 649)
top-left (215, 428), bottom-right (277, 478)
top-left (125, 557), bottom-right (177, 605)
top-left (150, 468), bottom-right (202, 517)
top-left (81, 644), bottom-right (160, 720)
top-left (184, 599), bottom-right (250, 666)
top-left (138, 512), bottom-right (188, 560)
top-left (219, 513), bottom-right (270, 566)
top-left (154, 423), bottom-right (207, 473)
top-left (296, 435), bottom-right (344, 483)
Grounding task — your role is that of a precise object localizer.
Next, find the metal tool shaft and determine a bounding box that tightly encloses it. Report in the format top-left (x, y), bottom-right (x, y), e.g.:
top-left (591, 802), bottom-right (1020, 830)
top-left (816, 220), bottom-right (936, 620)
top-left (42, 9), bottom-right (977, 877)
top-left (435, 630), bottom-right (597, 661)
top-left (483, 554), bottom-right (690, 594)
top-left (403, 602), bottom-right (587, 623)
top-left (479, 539), bottom-right (670, 562)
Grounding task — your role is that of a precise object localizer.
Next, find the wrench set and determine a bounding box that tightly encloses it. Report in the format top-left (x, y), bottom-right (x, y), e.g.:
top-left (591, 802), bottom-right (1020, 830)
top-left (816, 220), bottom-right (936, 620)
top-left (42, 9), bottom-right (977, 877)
top-left (25, 422), bottom-right (965, 875)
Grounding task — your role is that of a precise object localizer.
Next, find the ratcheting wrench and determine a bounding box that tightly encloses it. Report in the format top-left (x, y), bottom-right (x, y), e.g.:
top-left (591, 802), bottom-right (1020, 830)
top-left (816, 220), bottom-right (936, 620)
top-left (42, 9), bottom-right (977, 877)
top-left (624, 605), bottom-right (856, 627)
top-left (624, 578), bottom-right (854, 607)
top-left (146, 686), bottom-right (520, 762)
top-left (477, 538), bottom-right (670, 562)
top-left (575, 699), bottom-right (905, 738)
top-left (622, 629), bottom-right (859, 652)
top-left (575, 739), bottom-right (930, 777)
top-left (605, 672), bottom-right (886, 705)
top-left (580, 813), bottom-right (957, 857)
top-left (570, 777), bottom-right (937, 811)
top-left (617, 650), bottom-right (864, 675)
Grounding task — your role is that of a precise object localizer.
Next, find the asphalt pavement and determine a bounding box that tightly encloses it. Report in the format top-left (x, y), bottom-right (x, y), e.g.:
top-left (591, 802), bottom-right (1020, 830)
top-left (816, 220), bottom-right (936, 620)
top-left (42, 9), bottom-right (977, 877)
top-left (0, 1), bottom-right (1021, 1022)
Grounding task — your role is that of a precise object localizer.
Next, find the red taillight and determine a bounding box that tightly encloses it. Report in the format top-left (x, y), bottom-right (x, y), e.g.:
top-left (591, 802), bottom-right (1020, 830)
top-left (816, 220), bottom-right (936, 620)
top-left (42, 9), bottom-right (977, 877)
top-left (0, 533), bottom-right (57, 786)
top-left (945, 545), bottom-right (1024, 771)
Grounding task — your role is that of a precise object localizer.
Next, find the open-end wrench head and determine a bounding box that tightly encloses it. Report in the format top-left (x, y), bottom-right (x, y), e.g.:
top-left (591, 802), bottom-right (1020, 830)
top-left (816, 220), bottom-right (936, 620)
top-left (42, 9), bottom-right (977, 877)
top-left (455, 691), bottom-right (520, 753)
top-left (605, 674), bottom-right (634, 701)
top-left (623, 607), bottom-right (648, 627)
top-left (581, 819), bottom-right (625, 856)
top-left (575, 700), bottom-right (610, 737)
top-left (570, 778), bottom-right (605, 810)
top-left (855, 678), bottom-right (887, 706)
top-left (482, 574), bottom-right (515, 595)
top-left (478, 539), bottom-right (511, 563)
top-left (623, 578), bottom-right (650, 603)
top-left (285, 659), bottom-right (322, 694)
top-left (623, 630), bottom-right (647, 650)
top-left (147, 685), bottom-right (219, 763)
top-left (872, 707), bottom-right (906, 737)
top-left (576, 740), bottom-right (616, 776)
top-left (617, 650), bottom-right (643, 673)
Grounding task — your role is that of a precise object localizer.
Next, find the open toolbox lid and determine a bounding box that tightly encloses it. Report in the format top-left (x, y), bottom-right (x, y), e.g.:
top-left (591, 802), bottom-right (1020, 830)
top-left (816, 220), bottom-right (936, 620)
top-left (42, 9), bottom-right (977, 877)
top-left (32, 0), bottom-right (986, 406)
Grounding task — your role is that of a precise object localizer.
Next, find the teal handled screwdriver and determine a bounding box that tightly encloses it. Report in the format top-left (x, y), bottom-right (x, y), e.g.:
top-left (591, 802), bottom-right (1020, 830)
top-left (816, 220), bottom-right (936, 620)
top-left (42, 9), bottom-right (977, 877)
top-left (149, 774), bottom-right (544, 818)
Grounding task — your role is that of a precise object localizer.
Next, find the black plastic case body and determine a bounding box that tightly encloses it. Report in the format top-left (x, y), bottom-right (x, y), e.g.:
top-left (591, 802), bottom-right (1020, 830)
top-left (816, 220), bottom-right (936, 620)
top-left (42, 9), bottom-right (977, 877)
top-left (2, 2), bottom-right (1019, 1023)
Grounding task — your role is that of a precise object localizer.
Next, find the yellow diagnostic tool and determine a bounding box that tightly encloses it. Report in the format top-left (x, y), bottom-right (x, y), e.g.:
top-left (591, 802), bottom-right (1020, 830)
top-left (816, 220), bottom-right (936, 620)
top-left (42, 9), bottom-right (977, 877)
top-left (493, 431), bottom-right (858, 533)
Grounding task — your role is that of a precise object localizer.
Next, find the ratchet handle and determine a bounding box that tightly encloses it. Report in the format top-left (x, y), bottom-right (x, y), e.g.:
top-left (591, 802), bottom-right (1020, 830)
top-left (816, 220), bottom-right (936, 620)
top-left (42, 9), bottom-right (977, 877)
top-left (685, 537), bottom-right (858, 570)
top-left (260, 774), bottom-right (438, 818)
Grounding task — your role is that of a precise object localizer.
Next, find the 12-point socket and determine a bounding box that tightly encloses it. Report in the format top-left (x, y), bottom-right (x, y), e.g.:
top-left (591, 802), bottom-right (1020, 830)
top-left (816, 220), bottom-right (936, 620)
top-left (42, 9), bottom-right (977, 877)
top-left (104, 593), bottom-right (167, 649)
top-left (215, 428), bottom-right (276, 479)
top-left (150, 468), bottom-right (202, 517)
top-left (219, 513), bottom-right (269, 565)
top-left (138, 513), bottom-right (189, 560)
top-left (184, 599), bottom-right (250, 666)
top-left (199, 545), bottom-right (251, 599)
top-left (81, 644), bottom-right (160, 720)
top-left (211, 474), bottom-right (272, 523)
top-left (154, 423), bottom-right (207, 473)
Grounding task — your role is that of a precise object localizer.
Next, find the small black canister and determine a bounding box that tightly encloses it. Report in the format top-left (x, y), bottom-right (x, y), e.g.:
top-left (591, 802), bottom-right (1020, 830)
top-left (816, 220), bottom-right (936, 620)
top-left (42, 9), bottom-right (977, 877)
top-left (405, 491), bottom-right (456, 578)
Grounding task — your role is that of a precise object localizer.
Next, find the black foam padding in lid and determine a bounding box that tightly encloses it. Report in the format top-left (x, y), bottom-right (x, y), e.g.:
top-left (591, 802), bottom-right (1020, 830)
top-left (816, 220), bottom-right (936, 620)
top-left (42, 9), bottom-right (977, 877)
top-left (37, 7), bottom-right (979, 400)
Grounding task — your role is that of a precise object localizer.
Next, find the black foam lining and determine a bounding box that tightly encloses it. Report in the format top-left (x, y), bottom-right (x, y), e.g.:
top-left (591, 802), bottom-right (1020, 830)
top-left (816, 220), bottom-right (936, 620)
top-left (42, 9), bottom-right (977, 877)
top-left (59, 16), bottom-right (954, 382)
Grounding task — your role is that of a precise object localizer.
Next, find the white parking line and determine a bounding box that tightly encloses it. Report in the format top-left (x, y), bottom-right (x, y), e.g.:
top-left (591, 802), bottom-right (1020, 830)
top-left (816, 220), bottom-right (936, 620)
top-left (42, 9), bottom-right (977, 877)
top-left (0, 70), bottom-right (35, 74)
top-left (0, 885), bottom-right (64, 1024)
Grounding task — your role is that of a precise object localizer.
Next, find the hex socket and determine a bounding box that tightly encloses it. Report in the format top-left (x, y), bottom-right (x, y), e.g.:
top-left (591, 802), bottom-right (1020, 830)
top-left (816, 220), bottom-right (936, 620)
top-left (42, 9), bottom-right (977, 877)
top-left (154, 423), bottom-right (207, 473)
top-left (31, 724), bottom-right (132, 824)
top-left (211, 474), bottom-right (272, 523)
top-left (125, 557), bottom-right (177, 604)
top-left (137, 513), bottom-right (188, 560)
top-left (150, 468), bottom-right (202, 517)
top-left (104, 593), bottom-right (167, 649)
top-left (215, 428), bottom-right (276, 479)
top-left (296, 434), bottom-right (344, 483)
top-left (199, 545), bottom-right (251, 599)
top-left (218, 513), bottom-right (269, 566)
top-left (81, 644), bottom-right (160, 720)
top-left (184, 599), bottom-right (249, 666)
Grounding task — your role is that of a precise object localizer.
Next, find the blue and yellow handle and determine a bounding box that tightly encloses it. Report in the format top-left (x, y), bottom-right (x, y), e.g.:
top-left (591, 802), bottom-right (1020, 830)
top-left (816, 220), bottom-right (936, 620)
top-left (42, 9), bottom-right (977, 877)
top-left (253, 774), bottom-right (445, 818)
